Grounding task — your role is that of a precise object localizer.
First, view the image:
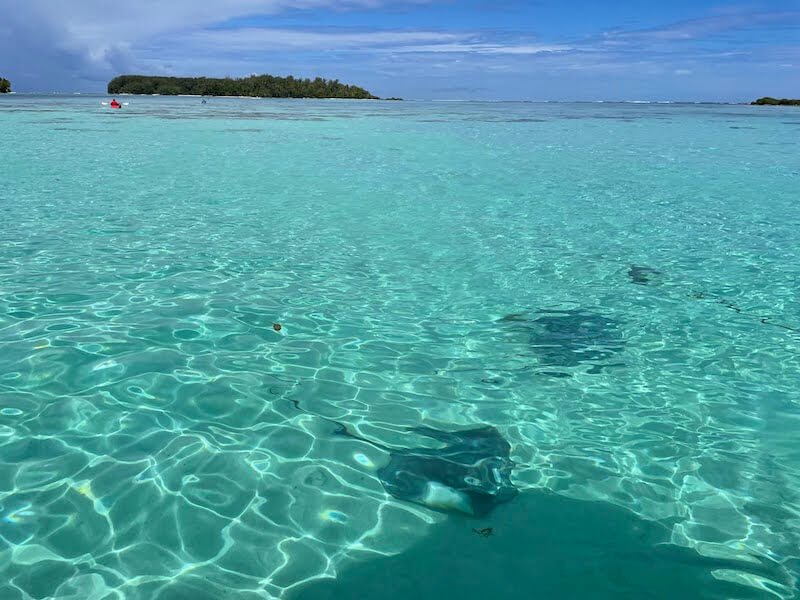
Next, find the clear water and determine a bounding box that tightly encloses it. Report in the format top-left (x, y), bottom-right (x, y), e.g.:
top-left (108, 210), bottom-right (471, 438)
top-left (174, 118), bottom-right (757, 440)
top-left (1, 95), bottom-right (799, 600)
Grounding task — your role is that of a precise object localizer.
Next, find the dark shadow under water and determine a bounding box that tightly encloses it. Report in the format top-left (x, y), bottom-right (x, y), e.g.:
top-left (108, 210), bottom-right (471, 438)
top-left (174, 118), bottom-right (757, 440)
top-left (292, 490), bottom-right (784, 600)
top-left (335, 424), bottom-right (518, 518)
top-left (501, 310), bottom-right (626, 376)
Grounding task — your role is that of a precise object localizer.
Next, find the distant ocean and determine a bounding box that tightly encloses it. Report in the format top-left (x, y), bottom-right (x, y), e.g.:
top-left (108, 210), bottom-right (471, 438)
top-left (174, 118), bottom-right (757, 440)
top-left (1, 95), bottom-right (799, 599)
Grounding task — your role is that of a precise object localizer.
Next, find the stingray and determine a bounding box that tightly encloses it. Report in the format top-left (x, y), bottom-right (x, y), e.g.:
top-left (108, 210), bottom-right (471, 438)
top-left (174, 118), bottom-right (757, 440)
top-left (501, 309), bottom-right (625, 375)
top-left (628, 264), bottom-right (661, 285)
top-left (336, 424), bottom-right (517, 517)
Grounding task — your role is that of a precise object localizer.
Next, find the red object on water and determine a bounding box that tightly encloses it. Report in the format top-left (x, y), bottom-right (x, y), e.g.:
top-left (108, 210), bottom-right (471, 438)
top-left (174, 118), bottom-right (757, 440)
top-left (110, 99), bottom-right (121, 109)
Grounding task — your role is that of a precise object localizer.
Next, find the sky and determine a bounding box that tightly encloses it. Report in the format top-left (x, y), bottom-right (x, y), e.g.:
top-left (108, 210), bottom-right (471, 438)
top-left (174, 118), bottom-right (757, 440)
top-left (0, 0), bottom-right (798, 100)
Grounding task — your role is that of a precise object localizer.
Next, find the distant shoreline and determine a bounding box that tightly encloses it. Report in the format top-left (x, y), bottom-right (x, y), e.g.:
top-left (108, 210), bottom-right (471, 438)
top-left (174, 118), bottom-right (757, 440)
top-left (107, 74), bottom-right (385, 100)
top-left (751, 97), bottom-right (800, 106)
top-left (112, 93), bottom-right (383, 100)
top-left (3, 93), bottom-right (787, 105)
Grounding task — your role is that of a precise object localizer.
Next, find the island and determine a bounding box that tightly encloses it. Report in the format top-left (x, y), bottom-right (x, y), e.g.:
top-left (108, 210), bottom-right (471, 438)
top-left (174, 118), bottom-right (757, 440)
top-left (0, 77), bottom-right (10, 93)
top-left (751, 97), bottom-right (800, 106)
top-left (108, 74), bottom-right (378, 99)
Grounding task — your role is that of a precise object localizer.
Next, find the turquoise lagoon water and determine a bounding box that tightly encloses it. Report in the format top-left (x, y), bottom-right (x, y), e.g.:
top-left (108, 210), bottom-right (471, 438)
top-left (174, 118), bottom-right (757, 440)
top-left (1, 95), bottom-right (799, 599)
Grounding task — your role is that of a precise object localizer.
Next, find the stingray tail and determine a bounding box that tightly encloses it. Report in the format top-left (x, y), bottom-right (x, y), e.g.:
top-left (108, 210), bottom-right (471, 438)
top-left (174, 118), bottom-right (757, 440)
top-left (332, 421), bottom-right (392, 452)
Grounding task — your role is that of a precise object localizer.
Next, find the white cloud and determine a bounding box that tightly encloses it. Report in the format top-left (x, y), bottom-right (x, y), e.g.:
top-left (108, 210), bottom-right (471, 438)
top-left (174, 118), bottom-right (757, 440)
top-left (604, 10), bottom-right (800, 44)
top-left (385, 43), bottom-right (570, 55)
top-left (173, 28), bottom-right (568, 55)
top-left (2, 0), bottom-right (565, 89)
top-left (14, 0), bottom-right (435, 43)
top-left (181, 27), bottom-right (469, 52)
top-left (0, 0), bottom-right (438, 87)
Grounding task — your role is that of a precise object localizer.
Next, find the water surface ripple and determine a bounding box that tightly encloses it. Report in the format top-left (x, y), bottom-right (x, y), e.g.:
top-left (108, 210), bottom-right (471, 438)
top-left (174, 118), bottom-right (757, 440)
top-left (1, 96), bottom-right (799, 599)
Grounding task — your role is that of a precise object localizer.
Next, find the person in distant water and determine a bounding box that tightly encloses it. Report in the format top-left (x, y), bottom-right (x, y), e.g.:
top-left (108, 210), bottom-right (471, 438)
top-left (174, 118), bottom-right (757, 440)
top-left (110, 98), bottom-right (121, 109)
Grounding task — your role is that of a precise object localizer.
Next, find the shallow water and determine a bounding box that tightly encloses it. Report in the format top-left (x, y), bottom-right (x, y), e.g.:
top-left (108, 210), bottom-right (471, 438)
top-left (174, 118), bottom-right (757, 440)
top-left (1, 95), bottom-right (799, 599)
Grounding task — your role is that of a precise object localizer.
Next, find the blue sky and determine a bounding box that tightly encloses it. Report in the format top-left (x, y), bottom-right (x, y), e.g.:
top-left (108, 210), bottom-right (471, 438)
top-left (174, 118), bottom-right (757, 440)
top-left (0, 0), bottom-right (798, 100)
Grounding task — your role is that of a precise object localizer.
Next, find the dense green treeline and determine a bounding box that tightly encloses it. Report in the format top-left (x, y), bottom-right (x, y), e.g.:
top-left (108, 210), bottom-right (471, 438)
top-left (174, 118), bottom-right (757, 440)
top-left (108, 74), bottom-right (378, 99)
top-left (0, 77), bottom-right (11, 93)
top-left (751, 97), bottom-right (800, 106)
